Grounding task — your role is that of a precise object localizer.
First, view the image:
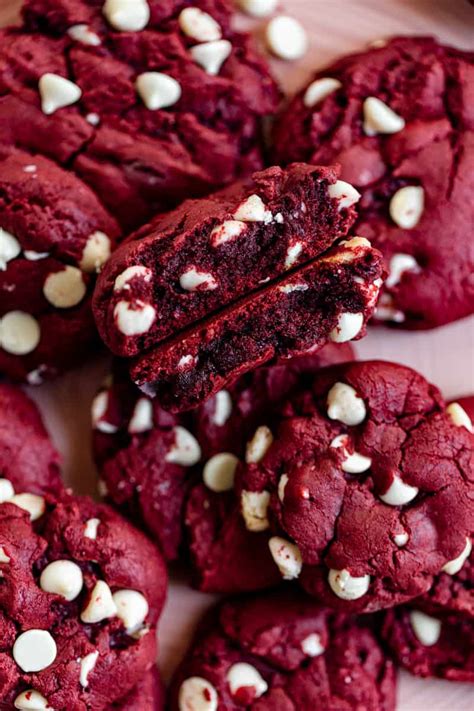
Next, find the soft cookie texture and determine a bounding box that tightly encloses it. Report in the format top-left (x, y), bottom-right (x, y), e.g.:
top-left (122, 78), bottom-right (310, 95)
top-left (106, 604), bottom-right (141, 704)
top-left (94, 164), bottom-right (358, 356)
top-left (0, 492), bottom-right (167, 709)
top-left (273, 37), bottom-right (474, 329)
top-left (382, 607), bottom-right (473, 682)
top-left (169, 590), bottom-right (396, 710)
top-left (92, 344), bottom-right (353, 578)
top-left (0, 150), bottom-right (120, 383)
top-left (0, 383), bottom-right (63, 497)
top-left (0, 0), bottom-right (279, 231)
top-left (238, 361), bottom-right (474, 612)
top-left (112, 667), bottom-right (164, 710)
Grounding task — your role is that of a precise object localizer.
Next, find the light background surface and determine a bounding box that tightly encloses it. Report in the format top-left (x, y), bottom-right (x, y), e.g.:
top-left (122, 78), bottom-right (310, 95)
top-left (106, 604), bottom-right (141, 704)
top-left (0, 0), bottom-right (473, 708)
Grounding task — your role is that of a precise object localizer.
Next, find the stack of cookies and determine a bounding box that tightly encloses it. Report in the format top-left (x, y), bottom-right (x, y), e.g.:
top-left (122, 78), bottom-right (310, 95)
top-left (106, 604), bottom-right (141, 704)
top-left (0, 1), bottom-right (472, 709)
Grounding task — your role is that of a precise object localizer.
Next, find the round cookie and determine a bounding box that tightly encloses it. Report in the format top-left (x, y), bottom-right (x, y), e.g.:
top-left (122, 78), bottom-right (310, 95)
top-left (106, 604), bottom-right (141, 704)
top-left (92, 344), bottom-right (353, 581)
top-left (238, 360), bottom-right (474, 612)
top-left (1, 0), bottom-right (279, 231)
top-left (169, 589), bottom-right (397, 710)
top-left (273, 37), bottom-right (474, 329)
top-left (0, 149), bottom-right (120, 383)
top-left (0, 383), bottom-right (63, 497)
top-left (0, 491), bottom-right (167, 709)
top-left (382, 607), bottom-right (473, 682)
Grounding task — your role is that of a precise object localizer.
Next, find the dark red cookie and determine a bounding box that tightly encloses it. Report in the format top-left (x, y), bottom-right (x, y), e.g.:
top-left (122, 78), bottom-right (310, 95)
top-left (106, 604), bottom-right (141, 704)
top-left (0, 149), bottom-right (120, 383)
top-left (169, 590), bottom-right (396, 711)
top-left (0, 383), bottom-right (63, 498)
top-left (1, 0), bottom-right (279, 231)
top-left (238, 360), bottom-right (474, 612)
top-left (92, 343), bottom-right (353, 570)
top-left (273, 37), bottom-right (474, 329)
top-left (130, 235), bottom-right (383, 412)
top-left (112, 667), bottom-right (164, 710)
top-left (94, 163), bottom-right (358, 357)
top-left (382, 607), bottom-right (473, 682)
top-left (0, 491), bottom-right (167, 710)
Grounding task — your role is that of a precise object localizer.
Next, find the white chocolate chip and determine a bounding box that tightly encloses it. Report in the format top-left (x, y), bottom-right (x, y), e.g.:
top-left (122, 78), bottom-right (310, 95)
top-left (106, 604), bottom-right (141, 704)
top-left (136, 72), bottom-right (182, 110)
top-left (375, 293), bottom-right (405, 323)
top-left (385, 253), bottom-right (421, 289)
top-left (0, 228), bottom-right (21, 270)
top-left (304, 77), bottom-right (342, 107)
top-left (86, 112), bottom-right (100, 126)
top-left (114, 300), bottom-right (156, 335)
top-left (245, 426), bottom-right (273, 463)
top-left (179, 8), bottom-right (221, 42)
top-left (114, 266), bottom-right (152, 292)
top-left (67, 24), bottom-right (101, 46)
top-left (212, 390), bottom-right (233, 425)
top-left (363, 97), bottom-right (405, 136)
top-left (23, 165), bottom-right (37, 173)
top-left (233, 195), bottom-right (271, 223)
top-left (393, 531), bottom-right (409, 547)
top-left (301, 633), bottom-right (325, 657)
top-left (330, 312), bottom-right (364, 343)
top-left (178, 354), bottom-right (196, 369)
top-left (13, 630), bottom-right (57, 672)
top-left (43, 266), bottom-right (86, 309)
top-left (389, 186), bottom-right (424, 229)
top-left (441, 538), bottom-right (472, 575)
top-left (14, 690), bottom-right (51, 710)
top-left (279, 283), bottom-right (308, 294)
top-left (203, 453), bottom-right (239, 492)
top-left (0, 478), bottom-right (15, 503)
top-left (329, 435), bottom-right (372, 473)
top-left (226, 663), bottom-right (268, 699)
top-left (103, 0), bottom-right (150, 32)
top-left (237, 0), bottom-right (277, 17)
top-left (190, 40), bottom-right (232, 76)
top-left (79, 650), bottom-right (99, 688)
top-left (284, 241), bottom-right (303, 269)
top-left (80, 231), bottom-right (111, 273)
top-left (84, 518), bottom-right (100, 540)
top-left (40, 560), bottom-right (84, 601)
top-left (0, 311), bottom-right (41, 355)
top-left (165, 426), bottom-right (201, 466)
top-left (278, 474), bottom-right (289, 502)
top-left (328, 180), bottom-right (361, 210)
top-left (340, 236), bottom-right (371, 251)
top-left (39, 73), bottom-right (82, 115)
top-left (328, 568), bottom-right (370, 600)
top-left (241, 490), bottom-right (270, 532)
top-left (0, 546), bottom-right (10, 563)
top-left (10, 493), bottom-right (45, 521)
top-left (91, 391), bottom-right (118, 434)
top-left (265, 16), bottom-right (308, 60)
top-left (27, 365), bottom-right (48, 386)
top-left (446, 403), bottom-right (473, 433)
top-left (268, 536), bottom-right (303, 579)
top-left (409, 610), bottom-right (441, 646)
top-left (24, 250), bottom-right (49, 261)
top-left (113, 589), bottom-right (149, 634)
top-left (210, 220), bottom-right (246, 247)
top-left (179, 268), bottom-right (218, 291)
top-left (81, 580), bottom-right (117, 624)
top-left (327, 382), bottom-right (367, 426)
top-left (178, 677), bottom-right (218, 711)
top-left (379, 473), bottom-right (419, 506)
top-left (128, 397), bottom-right (153, 434)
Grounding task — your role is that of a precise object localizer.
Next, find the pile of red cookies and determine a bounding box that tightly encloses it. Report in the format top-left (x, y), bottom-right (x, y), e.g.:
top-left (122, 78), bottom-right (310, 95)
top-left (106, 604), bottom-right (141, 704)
top-left (0, 1), bottom-right (473, 710)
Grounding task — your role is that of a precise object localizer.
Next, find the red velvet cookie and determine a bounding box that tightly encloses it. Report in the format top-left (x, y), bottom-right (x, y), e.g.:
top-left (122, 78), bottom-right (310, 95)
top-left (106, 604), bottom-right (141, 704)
top-left (238, 361), bottom-right (474, 612)
top-left (0, 149), bottom-right (120, 383)
top-left (94, 163), bottom-right (358, 357)
top-left (273, 37), bottom-right (474, 329)
top-left (111, 667), bottom-right (164, 710)
top-left (0, 383), bottom-right (63, 498)
top-left (92, 344), bottom-right (353, 578)
top-left (169, 590), bottom-right (396, 711)
top-left (1, 0), bottom-right (279, 231)
top-left (0, 492), bottom-right (167, 710)
top-left (382, 607), bottom-right (473, 682)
